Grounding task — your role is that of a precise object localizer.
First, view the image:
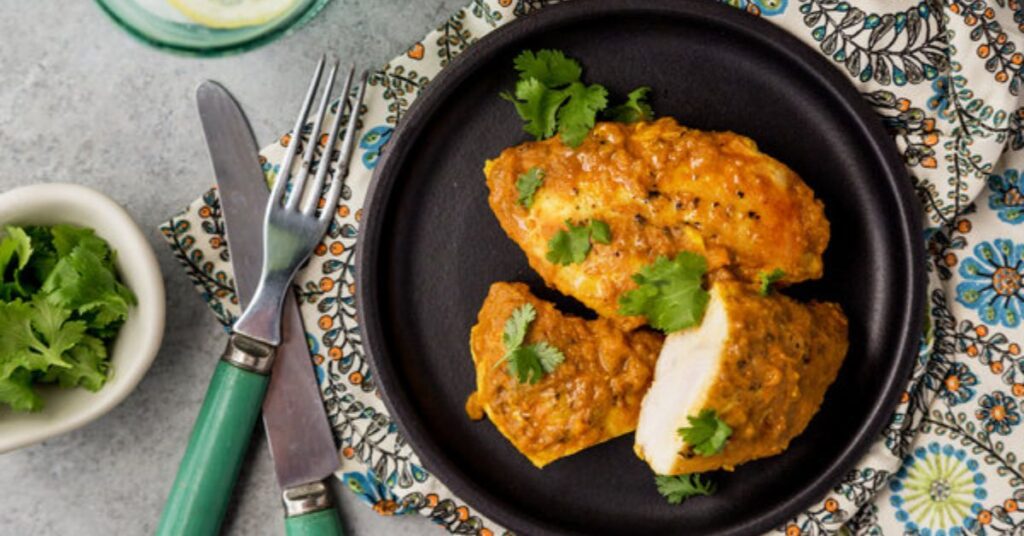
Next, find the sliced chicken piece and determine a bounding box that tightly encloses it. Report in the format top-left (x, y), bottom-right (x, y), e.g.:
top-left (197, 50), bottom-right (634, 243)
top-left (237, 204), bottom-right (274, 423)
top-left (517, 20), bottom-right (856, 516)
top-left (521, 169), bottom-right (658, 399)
top-left (467, 282), bottom-right (664, 468)
top-left (634, 281), bottom-right (848, 474)
top-left (485, 117), bottom-right (830, 330)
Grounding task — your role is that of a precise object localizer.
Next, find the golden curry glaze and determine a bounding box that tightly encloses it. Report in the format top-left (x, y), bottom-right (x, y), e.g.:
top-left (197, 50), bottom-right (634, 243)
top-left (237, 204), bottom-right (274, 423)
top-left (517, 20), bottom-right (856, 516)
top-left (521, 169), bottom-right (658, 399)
top-left (466, 282), bottom-right (664, 468)
top-left (669, 281), bottom-right (848, 474)
top-left (485, 118), bottom-right (830, 330)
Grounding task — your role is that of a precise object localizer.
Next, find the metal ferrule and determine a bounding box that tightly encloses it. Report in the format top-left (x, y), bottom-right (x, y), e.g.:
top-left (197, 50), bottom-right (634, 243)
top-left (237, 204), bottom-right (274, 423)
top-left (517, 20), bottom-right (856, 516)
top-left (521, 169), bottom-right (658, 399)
top-left (221, 333), bottom-right (276, 375)
top-left (282, 481), bottom-right (333, 517)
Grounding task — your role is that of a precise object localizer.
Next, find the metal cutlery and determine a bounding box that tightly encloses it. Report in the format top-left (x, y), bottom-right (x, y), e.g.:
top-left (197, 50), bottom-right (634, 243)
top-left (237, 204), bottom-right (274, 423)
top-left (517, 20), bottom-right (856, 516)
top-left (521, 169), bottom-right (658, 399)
top-left (198, 77), bottom-right (351, 535)
top-left (157, 57), bottom-right (368, 536)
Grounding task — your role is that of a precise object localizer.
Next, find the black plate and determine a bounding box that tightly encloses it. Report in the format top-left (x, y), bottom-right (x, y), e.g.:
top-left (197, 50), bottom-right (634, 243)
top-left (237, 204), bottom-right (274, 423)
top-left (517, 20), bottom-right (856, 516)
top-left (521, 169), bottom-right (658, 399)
top-left (357, 1), bottom-right (924, 534)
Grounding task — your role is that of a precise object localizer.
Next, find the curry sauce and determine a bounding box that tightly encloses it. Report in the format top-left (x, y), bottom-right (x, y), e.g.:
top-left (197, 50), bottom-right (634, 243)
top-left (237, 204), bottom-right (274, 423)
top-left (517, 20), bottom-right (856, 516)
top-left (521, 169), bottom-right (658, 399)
top-left (467, 282), bottom-right (663, 468)
top-left (485, 118), bottom-right (829, 329)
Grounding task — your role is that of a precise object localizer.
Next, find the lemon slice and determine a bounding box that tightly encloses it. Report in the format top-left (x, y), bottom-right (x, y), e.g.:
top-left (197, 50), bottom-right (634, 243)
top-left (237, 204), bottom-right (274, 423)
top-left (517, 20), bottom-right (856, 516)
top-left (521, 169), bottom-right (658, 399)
top-left (166, 0), bottom-right (298, 29)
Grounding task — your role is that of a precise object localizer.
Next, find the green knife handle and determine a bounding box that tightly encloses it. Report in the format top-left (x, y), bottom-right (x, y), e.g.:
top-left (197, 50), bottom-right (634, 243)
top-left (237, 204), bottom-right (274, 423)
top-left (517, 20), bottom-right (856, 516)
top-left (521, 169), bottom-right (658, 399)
top-left (285, 508), bottom-right (344, 536)
top-left (156, 358), bottom-right (270, 536)
top-left (283, 481), bottom-right (344, 536)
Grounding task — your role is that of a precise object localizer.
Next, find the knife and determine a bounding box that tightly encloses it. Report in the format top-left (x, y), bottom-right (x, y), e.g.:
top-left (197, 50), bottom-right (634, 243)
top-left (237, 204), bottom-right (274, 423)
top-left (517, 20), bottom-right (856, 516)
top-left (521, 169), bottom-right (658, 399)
top-left (157, 81), bottom-right (343, 536)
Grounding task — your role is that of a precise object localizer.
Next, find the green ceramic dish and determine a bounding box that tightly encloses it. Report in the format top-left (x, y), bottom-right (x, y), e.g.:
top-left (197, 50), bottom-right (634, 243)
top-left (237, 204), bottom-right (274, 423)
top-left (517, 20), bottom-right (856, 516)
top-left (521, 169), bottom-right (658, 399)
top-left (94, 0), bottom-right (332, 56)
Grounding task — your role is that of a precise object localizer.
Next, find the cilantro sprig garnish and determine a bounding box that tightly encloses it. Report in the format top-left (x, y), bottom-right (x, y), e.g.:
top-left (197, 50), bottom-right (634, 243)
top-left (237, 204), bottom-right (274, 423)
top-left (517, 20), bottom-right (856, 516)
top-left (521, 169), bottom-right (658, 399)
top-left (516, 167), bottom-right (545, 208)
top-left (496, 303), bottom-right (565, 384)
top-left (618, 253), bottom-right (709, 333)
top-left (545, 219), bottom-right (612, 266)
top-left (757, 268), bottom-right (786, 296)
top-left (501, 50), bottom-right (608, 147)
top-left (606, 87), bottom-right (654, 123)
top-left (0, 224), bottom-right (135, 411)
top-left (655, 474), bottom-right (716, 504)
top-left (503, 50), bottom-right (656, 148)
top-left (678, 409), bottom-right (733, 457)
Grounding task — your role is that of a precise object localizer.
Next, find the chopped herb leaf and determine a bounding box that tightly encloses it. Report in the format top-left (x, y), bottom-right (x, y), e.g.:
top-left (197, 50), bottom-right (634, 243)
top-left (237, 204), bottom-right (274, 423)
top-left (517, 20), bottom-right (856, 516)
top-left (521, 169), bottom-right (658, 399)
top-left (546, 220), bottom-right (593, 265)
top-left (678, 409), bottom-right (733, 456)
top-left (501, 78), bottom-right (569, 140)
top-left (502, 50), bottom-right (610, 147)
top-left (655, 474), bottom-right (716, 504)
top-left (0, 226), bottom-right (33, 300)
top-left (606, 87), bottom-right (654, 123)
top-left (506, 342), bottom-right (565, 384)
top-left (556, 82), bottom-right (609, 147)
top-left (0, 368), bottom-right (41, 412)
top-left (497, 303), bottom-right (565, 384)
top-left (516, 167), bottom-right (545, 208)
top-left (589, 220), bottom-right (612, 244)
top-left (502, 302), bottom-right (536, 351)
top-left (0, 224), bottom-right (134, 411)
top-left (512, 49), bottom-right (582, 88)
top-left (758, 268), bottom-right (786, 296)
top-left (618, 253), bottom-right (709, 333)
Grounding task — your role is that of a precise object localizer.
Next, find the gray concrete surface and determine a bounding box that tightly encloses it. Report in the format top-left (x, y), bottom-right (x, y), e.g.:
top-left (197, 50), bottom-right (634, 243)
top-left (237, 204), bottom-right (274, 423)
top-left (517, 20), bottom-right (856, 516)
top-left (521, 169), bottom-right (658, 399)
top-left (0, 1), bottom-right (466, 534)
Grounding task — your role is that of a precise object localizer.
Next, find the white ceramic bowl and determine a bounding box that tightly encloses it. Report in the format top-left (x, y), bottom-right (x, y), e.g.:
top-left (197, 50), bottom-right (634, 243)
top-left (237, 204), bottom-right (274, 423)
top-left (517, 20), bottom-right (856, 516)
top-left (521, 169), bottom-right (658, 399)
top-left (0, 183), bottom-right (165, 452)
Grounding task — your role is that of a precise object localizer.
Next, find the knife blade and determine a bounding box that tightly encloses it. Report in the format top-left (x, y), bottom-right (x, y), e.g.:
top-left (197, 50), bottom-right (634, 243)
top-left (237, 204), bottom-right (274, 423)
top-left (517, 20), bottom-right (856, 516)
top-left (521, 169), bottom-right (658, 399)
top-left (196, 81), bottom-right (343, 532)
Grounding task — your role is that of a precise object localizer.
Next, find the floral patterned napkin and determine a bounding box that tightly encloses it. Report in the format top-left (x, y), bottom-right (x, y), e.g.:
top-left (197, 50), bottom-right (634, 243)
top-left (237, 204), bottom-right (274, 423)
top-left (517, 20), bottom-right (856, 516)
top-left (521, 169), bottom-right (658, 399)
top-left (161, 0), bottom-right (1024, 534)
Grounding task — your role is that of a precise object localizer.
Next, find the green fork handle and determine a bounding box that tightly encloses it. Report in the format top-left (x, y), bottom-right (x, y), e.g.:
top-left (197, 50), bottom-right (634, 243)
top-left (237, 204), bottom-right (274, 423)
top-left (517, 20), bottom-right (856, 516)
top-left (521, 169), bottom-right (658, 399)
top-left (156, 359), bottom-right (270, 536)
top-left (285, 507), bottom-right (344, 536)
top-left (282, 480), bottom-right (344, 536)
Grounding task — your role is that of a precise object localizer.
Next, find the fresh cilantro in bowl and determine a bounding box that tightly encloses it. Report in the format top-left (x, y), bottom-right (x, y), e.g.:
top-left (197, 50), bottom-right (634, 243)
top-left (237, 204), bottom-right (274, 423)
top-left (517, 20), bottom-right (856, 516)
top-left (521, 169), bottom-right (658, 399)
top-left (0, 224), bottom-right (136, 412)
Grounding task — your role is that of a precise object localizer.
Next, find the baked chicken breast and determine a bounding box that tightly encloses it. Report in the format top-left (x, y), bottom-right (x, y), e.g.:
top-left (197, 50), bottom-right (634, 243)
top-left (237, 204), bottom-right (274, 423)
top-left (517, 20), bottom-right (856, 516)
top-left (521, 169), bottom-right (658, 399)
top-left (634, 281), bottom-right (848, 475)
top-left (466, 282), bottom-right (664, 468)
top-left (485, 117), bottom-right (829, 329)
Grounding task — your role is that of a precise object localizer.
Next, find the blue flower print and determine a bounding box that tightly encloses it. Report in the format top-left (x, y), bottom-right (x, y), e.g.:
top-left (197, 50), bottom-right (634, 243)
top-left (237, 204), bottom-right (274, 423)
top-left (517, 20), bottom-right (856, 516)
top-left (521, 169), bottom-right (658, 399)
top-left (975, 391), bottom-right (1021, 435)
top-left (360, 125), bottom-right (393, 170)
top-left (937, 362), bottom-right (978, 406)
top-left (889, 442), bottom-right (987, 536)
top-left (722, 0), bottom-right (788, 16)
top-left (928, 75), bottom-right (952, 119)
top-left (956, 240), bottom-right (1024, 327)
top-left (988, 169), bottom-right (1024, 225)
top-left (343, 470), bottom-right (413, 517)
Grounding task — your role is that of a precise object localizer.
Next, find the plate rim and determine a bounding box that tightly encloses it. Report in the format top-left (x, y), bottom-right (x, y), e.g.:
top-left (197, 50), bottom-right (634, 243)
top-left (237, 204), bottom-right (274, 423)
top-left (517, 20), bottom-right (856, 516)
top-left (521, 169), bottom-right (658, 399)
top-left (357, 0), bottom-right (926, 533)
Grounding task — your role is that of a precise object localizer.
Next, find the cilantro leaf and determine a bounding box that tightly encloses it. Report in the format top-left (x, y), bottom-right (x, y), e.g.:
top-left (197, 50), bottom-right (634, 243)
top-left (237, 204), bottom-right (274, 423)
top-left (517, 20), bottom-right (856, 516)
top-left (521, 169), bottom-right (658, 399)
top-left (0, 298), bottom-right (80, 377)
top-left (49, 224), bottom-right (109, 258)
top-left (530, 341), bottom-right (565, 374)
top-left (502, 303), bottom-right (536, 350)
top-left (0, 368), bottom-right (42, 412)
top-left (758, 268), bottom-right (786, 296)
top-left (506, 343), bottom-right (566, 384)
top-left (516, 167), bottom-right (545, 208)
top-left (0, 226), bottom-right (33, 300)
top-left (22, 226), bottom-right (58, 289)
top-left (678, 409), bottom-right (733, 456)
top-left (501, 50), bottom-right (611, 146)
top-left (606, 87), bottom-right (654, 123)
top-left (496, 303), bottom-right (566, 384)
top-left (655, 474), bottom-right (716, 504)
top-left (43, 243), bottom-right (135, 329)
top-left (505, 346), bottom-right (545, 384)
top-left (546, 220), bottom-right (593, 265)
top-left (41, 334), bottom-right (108, 391)
top-left (618, 253), bottom-right (709, 332)
top-left (589, 220), bottom-right (611, 244)
top-left (512, 49), bottom-right (582, 87)
top-left (501, 78), bottom-right (569, 139)
top-left (557, 82), bottom-right (609, 147)
top-left (0, 224), bottom-right (131, 411)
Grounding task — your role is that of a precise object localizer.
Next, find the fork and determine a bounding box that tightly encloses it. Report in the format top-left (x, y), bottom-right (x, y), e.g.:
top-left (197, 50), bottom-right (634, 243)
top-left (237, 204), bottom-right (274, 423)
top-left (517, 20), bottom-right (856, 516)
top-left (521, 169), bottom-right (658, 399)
top-left (157, 57), bottom-right (368, 536)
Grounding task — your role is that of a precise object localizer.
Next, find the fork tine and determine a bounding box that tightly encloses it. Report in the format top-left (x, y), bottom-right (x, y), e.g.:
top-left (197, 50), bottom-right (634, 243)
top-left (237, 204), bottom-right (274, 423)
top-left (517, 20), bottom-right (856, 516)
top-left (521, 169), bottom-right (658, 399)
top-left (272, 55), bottom-right (326, 207)
top-left (302, 66), bottom-right (355, 216)
top-left (319, 70), bottom-right (368, 224)
top-left (286, 61), bottom-right (339, 211)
